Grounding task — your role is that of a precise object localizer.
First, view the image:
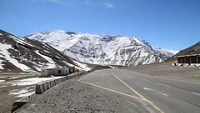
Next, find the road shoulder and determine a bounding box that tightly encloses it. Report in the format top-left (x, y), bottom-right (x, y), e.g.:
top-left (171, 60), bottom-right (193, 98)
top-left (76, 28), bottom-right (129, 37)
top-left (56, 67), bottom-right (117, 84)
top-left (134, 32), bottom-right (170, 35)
top-left (15, 77), bottom-right (157, 113)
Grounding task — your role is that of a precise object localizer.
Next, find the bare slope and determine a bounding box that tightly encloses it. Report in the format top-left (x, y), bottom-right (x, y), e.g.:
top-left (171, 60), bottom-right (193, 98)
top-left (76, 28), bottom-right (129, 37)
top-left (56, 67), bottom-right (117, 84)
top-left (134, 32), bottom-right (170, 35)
top-left (0, 29), bottom-right (90, 73)
top-left (176, 41), bottom-right (200, 56)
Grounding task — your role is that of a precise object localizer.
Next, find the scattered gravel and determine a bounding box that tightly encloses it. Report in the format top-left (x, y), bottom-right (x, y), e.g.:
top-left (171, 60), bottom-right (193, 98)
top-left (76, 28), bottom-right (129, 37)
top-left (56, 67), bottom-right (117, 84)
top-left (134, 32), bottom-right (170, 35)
top-left (15, 78), bottom-right (155, 113)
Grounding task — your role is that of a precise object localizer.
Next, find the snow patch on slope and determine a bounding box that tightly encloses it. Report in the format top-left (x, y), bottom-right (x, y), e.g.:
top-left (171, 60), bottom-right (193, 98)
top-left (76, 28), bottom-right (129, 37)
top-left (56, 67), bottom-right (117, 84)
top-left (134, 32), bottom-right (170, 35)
top-left (35, 50), bottom-right (56, 69)
top-left (73, 60), bottom-right (91, 71)
top-left (0, 43), bottom-right (31, 71)
top-left (0, 59), bottom-right (4, 69)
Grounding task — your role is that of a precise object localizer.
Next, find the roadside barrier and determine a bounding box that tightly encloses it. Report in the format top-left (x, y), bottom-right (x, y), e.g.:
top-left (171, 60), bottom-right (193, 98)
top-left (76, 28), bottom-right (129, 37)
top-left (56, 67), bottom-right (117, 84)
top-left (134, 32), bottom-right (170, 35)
top-left (12, 71), bottom-right (88, 112)
top-left (35, 72), bottom-right (79, 94)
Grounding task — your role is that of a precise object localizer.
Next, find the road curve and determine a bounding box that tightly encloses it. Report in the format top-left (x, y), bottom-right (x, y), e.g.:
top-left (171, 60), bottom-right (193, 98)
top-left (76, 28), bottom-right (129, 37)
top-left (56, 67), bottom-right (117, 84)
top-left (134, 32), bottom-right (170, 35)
top-left (79, 69), bottom-right (200, 113)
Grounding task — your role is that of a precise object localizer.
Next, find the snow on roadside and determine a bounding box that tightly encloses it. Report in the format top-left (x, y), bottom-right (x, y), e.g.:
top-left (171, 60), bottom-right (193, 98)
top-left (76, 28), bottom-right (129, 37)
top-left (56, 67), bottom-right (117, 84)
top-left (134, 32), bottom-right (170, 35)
top-left (0, 80), bottom-right (5, 83)
top-left (10, 76), bottom-right (63, 86)
top-left (17, 92), bottom-right (35, 97)
top-left (8, 76), bottom-right (63, 97)
top-left (9, 87), bottom-right (35, 97)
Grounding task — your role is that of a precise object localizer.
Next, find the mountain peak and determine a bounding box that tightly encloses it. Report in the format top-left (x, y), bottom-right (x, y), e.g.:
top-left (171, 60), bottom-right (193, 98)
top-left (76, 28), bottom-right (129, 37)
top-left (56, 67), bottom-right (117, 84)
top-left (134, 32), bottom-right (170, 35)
top-left (0, 29), bottom-right (91, 72)
top-left (25, 30), bottom-right (173, 66)
top-left (54, 29), bottom-right (66, 33)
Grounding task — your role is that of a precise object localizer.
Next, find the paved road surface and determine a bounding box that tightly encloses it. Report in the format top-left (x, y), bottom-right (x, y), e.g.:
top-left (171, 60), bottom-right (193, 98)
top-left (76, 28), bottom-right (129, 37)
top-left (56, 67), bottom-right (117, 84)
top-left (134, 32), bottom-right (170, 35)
top-left (79, 69), bottom-right (200, 113)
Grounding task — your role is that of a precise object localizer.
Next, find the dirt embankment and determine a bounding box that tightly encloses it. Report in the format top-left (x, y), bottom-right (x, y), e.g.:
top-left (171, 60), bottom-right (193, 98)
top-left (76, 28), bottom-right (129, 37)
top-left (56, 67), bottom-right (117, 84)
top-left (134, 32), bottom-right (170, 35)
top-left (128, 62), bottom-right (200, 81)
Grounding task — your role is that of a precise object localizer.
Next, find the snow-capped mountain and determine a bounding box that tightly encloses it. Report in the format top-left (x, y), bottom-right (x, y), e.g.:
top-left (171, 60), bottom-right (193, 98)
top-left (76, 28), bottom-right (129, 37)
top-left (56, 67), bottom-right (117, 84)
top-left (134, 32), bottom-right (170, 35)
top-left (0, 29), bottom-right (90, 73)
top-left (153, 47), bottom-right (175, 60)
top-left (26, 30), bottom-right (174, 66)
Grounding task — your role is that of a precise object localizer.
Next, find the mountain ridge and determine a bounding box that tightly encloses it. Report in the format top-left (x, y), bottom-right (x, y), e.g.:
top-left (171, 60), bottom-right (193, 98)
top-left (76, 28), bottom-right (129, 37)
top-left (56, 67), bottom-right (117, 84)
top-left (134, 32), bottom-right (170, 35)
top-left (0, 29), bottom-right (90, 73)
top-left (175, 41), bottom-right (200, 56)
top-left (26, 30), bottom-right (174, 66)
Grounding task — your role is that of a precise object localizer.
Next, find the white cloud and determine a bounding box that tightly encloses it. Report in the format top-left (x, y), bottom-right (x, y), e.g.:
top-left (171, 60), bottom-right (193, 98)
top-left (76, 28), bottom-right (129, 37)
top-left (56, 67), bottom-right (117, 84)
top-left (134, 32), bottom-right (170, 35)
top-left (84, 1), bottom-right (115, 9)
top-left (48, 0), bottom-right (63, 4)
top-left (47, 0), bottom-right (82, 7)
top-left (30, 0), bottom-right (115, 8)
top-left (104, 2), bottom-right (114, 8)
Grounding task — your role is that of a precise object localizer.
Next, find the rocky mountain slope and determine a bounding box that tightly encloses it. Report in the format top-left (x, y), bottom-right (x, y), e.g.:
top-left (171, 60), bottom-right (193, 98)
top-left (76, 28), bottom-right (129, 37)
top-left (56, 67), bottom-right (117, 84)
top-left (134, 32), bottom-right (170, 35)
top-left (175, 41), bottom-right (200, 56)
top-left (26, 30), bottom-right (174, 66)
top-left (0, 29), bottom-right (90, 73)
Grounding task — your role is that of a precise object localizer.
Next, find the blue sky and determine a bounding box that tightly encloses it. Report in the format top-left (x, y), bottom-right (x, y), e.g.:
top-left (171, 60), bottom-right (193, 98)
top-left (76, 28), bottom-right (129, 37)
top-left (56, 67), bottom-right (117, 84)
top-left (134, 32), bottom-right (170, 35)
top-left (1, 0), bottom-right (200, 51)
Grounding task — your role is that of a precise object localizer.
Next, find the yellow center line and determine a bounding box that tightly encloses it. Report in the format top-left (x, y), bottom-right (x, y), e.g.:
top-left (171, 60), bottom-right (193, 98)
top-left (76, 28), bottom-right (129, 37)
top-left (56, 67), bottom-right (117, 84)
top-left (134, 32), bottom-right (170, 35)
top-left (79, 80), bottom-right (146, 101)
top-left (77, 73), bottom-right (145, 101)
top-left (78, 71), bottom-right (164, 113)
top-left (112, 73), bottom-right (164, 113)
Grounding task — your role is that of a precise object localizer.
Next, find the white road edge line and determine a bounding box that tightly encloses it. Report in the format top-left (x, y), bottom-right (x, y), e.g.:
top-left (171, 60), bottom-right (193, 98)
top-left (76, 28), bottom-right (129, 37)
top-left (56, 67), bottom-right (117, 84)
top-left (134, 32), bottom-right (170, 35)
top-left (77, 72), bottom-right (145, 101)
top-left (78, 72), bottom-right (92, 81)
top-left (143, 87), bottom-right (168, 96)
top-left (192, 92), bottom-right (200, 96)
top-left (157, 83), bottom-right (171, 87)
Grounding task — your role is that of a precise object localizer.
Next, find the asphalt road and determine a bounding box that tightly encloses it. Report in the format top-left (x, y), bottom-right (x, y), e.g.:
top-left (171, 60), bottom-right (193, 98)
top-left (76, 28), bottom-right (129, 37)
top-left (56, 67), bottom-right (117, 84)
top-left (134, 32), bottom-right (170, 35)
top-left (79, 69), bottom-right (200, 113)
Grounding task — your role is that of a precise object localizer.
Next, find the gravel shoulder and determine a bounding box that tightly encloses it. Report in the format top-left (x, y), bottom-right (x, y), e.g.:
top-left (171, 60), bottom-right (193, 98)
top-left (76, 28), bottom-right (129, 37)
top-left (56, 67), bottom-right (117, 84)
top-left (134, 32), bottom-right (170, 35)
top-left (15, 77), bottom-right (158, 113)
